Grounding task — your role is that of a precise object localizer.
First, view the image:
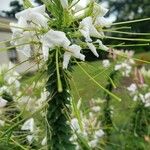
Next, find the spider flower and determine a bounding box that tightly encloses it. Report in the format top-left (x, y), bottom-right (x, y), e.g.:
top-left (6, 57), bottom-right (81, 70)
top-left (41, 29), bottom-right (85, 68)
top-left (10, 5), bottom-right (49, 57)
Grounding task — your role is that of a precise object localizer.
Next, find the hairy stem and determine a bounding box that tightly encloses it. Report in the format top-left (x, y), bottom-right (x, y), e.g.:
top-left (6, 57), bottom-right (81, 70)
top-left (46, 50), bottom-right (75, 150)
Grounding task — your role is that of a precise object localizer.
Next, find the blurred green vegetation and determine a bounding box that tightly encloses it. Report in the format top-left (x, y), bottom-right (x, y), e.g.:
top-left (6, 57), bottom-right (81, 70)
top-left (70, 52), bottom-right (150, 149)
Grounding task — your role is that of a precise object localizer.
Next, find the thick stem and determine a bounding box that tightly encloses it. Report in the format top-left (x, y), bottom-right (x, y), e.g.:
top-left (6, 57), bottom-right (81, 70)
top-left (102, 71), bottom-right (117, 138)
top-left (46, 50), bottom-right (75, 150)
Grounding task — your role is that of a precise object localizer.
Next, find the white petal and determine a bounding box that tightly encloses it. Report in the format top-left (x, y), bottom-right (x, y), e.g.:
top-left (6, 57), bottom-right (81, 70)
top-left (87, 42), bottom-right (99, 57)
top-left (93, 3), bottom-right (108, 17)
top-left (127, 84), bottom-right (137, 93)
top-left (67, 44), bottom-right (85, 61)
top-left (95, 16), bottom-right (112, 27)
top-left (41, 137), bottom-right (47, 146)
top-left (90, 25), bottom-right (104, 38)
top-left (42, 45), bottom-right (49, 61)
top-left (15, 5), bottom-right (48, 27)
top-left (26, 135), bottom-right (34, 144)
top-left (29, 12), bottom-right (48, 28)
top-left (80, 17), bottom-right (104, 40)
top-left (0, 98), bottom-right (8, 108)
top-left (63, 52), bottom-right (71, 69)
top-left (79, 17), bottom-right (93, 42)
top-left (16, 5), bottom-right (46, 19)
top-left (71, 118), bottom-right (80, 131)
top-left (41, 29), bottom-right (71, 49)
top-left (96, 39), bottom-right (109, 51)
top-left (80, 29), bottom-right (92, 42)
top-left (60, 0), bottom-right (68, 9)
top-left (89, 139), bottom-right (98, 148)
top-left (21, 118), bottom-right (35, 133)
top-left (95, 129), bottom-right (105, 138)
top-left (17, 44), bottom-right (31, 57)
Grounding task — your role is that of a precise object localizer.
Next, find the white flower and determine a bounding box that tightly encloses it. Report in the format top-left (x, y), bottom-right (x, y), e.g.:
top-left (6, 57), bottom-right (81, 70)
top-left (0, 120), bottom-right (5, 127)
top-left (15, 5), bottom-right (48, 28)
top-left (26, 135), bottom-right (34, 144)
top-left (10, 5), bottom-right (49, 57)
top-left (127, 83), bottom-right (137, 93)
top-left (95, 129), bottom-right (104, 138)
top-left (139, 93), bottom-right (150, 107)
top-left (133, 95), bottom-right (138, 101)
top-left (96, 39), bottom-right (109, 51)
top-left (91, 106), bottom-right (101, 112)
top-left (10, 17), bottom-right (28, 37)
top-left (71, 0), bottom-right (90, 18)
top-left (114, 64), bottom-right (122, 71)
top-left (95, 16), bottom-right (112, 28)
top-left (21, 118), bottom-right (35, 132)
top-left (71, 118), bottom-right (80, 131)
top-left (115, 61), bottom-right (132, 77)
top-left (41, 29), bottom-right (70, 49)
top-left (89, 139), bottom-right (98, 148)
top-left (102, 59), bottom-right (110, 68)
top-left (41, 137), bottom-right (47, 146)
top-left (141, 67), bottom-right (150, 78)
top-left (0, 98), bottom-right (8, 108)
top-left (0, 86), bottom-right (10, 95)
top-left (63, 44), bottom-right (85, 69)
top-left (41, 29), bottom-right (71, 60)
top-left (87, 42), bottom-right (99, 57)
top-left (93, 3), bottom-right (108, 17)
top-left (80, 17), bottom-right (104, 42)
top-left (144, 93), bottom-right (150, 107)
top-left (41, 29), bottom-right (85, 68)
top-left (7, 77), bottom-right (20, 88)
top-left (60, 0), bottom-right (68, 9)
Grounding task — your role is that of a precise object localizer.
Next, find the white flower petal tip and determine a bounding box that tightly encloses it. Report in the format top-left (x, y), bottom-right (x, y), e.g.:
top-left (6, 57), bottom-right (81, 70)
top-left (63, 52), bottom-right (71, 69)
top-left (60, 0), bottom-right (68, 9)
top-left (94, 3), bottom-right (109, 17)
top-left (63, 44), bottom-right (85, 69)
top-left (21, 118), bottom-right (35, 132)
top-left (0, 98), bottom-right (8, 108)
top-left (95, 16), bottom-right (112, 28)
top-left (41, 137), bottom-right (47, 146)
top-left (87, 42), bottom-right (99, 57)
top-left (96, 40), bottom-right (109, 51)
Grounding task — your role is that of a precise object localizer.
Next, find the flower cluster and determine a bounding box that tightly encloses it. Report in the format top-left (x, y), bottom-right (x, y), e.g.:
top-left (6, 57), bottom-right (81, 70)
top-left (0, 63), bottom-right (49, 147)
top-left (70, 98), bottom-right (105, 149)
top-left (114, 50), bottom-right (135, 77)
top-left (10, 1), bottom-right (111, 69)
top-left (127, 81), bottom-right (150, 107)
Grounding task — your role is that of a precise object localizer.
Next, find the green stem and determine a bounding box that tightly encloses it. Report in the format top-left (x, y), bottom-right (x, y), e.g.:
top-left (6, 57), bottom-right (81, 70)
top-left (46, 50), bottom-right (75, 150)
top-left (112, 18), bottom-right (150, 26)
top-left (102, 71), bottom-right (117, 139)
top-left (56, 49), bottom-right (63, 92)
